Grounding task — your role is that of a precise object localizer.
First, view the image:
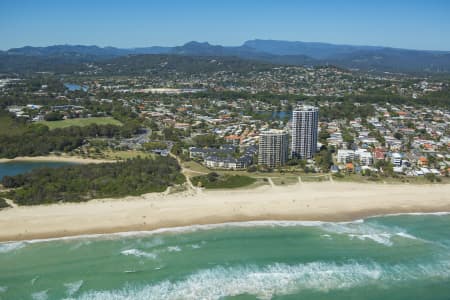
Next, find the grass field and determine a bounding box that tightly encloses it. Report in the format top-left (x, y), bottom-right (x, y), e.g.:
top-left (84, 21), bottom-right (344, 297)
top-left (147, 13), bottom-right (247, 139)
top-left (182, 161), bottom-right (210, 174)
top-left (301, 175), bottom-right (332, 182)
top-left (101, 150), bottom-right (155, 160)
top-left (271, 176), bottom-right (300, 186)
top-left (191, 174), bottom-right (257, 189)
top-left (78, 149), bottom-right (155, 161)
top-left (40, 117), bottom-right (122, 129)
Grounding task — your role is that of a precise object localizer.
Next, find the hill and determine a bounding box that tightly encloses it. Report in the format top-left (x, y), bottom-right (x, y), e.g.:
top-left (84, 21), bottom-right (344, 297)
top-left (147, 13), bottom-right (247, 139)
top-left (2, 40), bottom-right (450, 74)
top-left (97, 54), bottom-right (276, 75)
top-left (243, 39), bottom-right (384, 59)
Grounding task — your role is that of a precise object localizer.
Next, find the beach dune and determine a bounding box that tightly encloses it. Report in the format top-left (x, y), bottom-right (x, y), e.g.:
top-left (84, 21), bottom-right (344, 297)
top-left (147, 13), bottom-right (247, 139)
top-left (0, 182), bottom-right (449, 242)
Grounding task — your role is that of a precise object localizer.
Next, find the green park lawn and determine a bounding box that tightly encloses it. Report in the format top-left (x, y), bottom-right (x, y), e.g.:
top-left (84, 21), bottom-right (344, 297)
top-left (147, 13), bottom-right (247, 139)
top-left (40, 117), bottom-right (122, 129)
top-left (191, 173), bottom-right (257, 189)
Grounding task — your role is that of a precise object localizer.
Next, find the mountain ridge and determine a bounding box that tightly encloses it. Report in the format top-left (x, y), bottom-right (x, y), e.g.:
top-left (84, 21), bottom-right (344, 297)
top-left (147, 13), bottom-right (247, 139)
top-left (2, 40), bottom-right (450, 74)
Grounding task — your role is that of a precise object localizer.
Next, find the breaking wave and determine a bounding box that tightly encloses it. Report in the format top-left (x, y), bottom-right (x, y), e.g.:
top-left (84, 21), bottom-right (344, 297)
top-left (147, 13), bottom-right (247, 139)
top-left (120, 249), bottom-right (157, 259)
top-left (64, 280), bottom-right (84, 296)
top-left (0, 241), bottom-right (26, 253)
top-left (0, 219), bottom-right (420, 254)
top-left (316, 221), bottom-right (419, 246)
top-left (74, 260), bottom-right (450, 300)
top-left (167, 246), bottom-right (181, 252)
top-left (5, 211), bottom-right (448, 247)
top-left (31, 290), bottom-right (48, 300)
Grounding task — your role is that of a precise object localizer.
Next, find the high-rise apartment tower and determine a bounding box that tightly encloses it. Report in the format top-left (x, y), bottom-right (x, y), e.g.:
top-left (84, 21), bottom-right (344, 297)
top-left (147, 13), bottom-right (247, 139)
top-left (291, 105), bottom-right (319, 159)
top-left (258, 129), bottom-right (289, 168)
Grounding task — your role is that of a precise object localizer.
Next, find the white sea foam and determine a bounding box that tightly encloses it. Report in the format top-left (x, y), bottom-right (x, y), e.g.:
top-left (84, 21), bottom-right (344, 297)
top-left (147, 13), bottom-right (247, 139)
top-left (395, 232), bottom-right (418, 240)
top-left (320, 234), bottom-right (332, 240)
top-left (69, 240), bottom-right (92, 251)
top-left (0, 241), bottom-right (26, 253)
top-left (373, 211), bottom-right (450, 218)
top-left (5, 212), bottom-right (445, 245)
top-left (74, 260), bottom-right (450, 300)
top-left (120, 249), bottom-right (157, 259)
top-left (31, 290), bottom-right (48, 300)
top-left (0, 286), bottom-right (8, 293)
top-left (64, 280), bottom-right (83, 296)
top-left (191, 244), bottom-right (201, 249)
top-left (140, 237), bottom-right (164, 249)
top-left (349, 233), bottom-right (393, 246)
top-left (0, 219), bottom-right (421, 249)
top-left (316, 221), bottom-right (420, 247)
top-left (167, 246), bottom-right (181, 252)
top-left (31, 276), bottom-right (39, 286)
top-left (0, 220), bottom-right (359, 244)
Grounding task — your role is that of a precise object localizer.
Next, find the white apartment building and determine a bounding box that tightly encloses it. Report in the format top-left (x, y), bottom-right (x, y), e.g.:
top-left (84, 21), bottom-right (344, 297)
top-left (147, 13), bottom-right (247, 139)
top-left (356, 149), bottom-right (373, 166)
top-left (337, 149), bottom-right (373, 166)
top-left (337, 149), bottom-right (356, 163)
top-left (258, 129), bottom-right (289, 168)
top-left (391, 153), bottom-right (403, 167)
top-left (291, 105), bottom-right (319, 159)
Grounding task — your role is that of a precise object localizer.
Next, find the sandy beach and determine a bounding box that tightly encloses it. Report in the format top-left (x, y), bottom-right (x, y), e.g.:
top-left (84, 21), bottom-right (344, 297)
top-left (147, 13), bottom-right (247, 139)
top-left (1, 182), bottom-right (449, 242)
top-left (0, 155), bottom-right (113, 164)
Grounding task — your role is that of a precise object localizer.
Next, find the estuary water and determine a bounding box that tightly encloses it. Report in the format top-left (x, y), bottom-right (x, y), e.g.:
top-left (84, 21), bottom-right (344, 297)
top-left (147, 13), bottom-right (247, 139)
top-left (64, 83), bottom-right (88, 92)
top-left (0, 161), bottom-right (78, 180)
top-left (1, 213), bottom-right (449, 299)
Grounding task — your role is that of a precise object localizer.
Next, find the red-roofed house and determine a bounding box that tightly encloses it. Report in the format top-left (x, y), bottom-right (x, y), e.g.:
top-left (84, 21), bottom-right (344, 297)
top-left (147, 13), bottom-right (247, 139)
top-left (418, 156), bottom-right (428, 167)
top-left (373, 148), bottom-right (385, 161)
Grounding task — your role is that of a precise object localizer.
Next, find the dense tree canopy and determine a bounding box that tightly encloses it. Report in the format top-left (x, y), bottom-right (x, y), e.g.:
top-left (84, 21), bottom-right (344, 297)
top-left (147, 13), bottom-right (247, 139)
top-left (0, 110), bottom-right (140, 158)
top-left (2, 157), bottom-right (185, 205)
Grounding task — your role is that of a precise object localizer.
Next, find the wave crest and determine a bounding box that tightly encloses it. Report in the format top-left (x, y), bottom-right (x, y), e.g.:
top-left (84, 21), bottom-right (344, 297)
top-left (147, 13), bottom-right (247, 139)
top-left (74, 260), bottom-right (450, 300)
top-left (121, 249), bottom-right (157, 259)
top-left (0, 241), bottom-right (26, 253)
top-left (64, 280), bottom-right (84, 296)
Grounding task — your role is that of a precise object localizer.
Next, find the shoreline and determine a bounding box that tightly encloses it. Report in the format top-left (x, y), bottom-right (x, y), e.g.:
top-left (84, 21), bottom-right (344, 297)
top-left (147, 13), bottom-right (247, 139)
top-left (2, 212), bottom-right (450, 245)
top-left (0, 155), bottom-right (113, 164)
top-left (1, 182), bottom-right (449, 242)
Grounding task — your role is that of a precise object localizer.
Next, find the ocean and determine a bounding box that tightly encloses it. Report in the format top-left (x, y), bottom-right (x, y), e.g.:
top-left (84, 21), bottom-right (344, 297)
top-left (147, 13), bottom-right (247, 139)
top-left (1, 213), bottom-right (449, 300)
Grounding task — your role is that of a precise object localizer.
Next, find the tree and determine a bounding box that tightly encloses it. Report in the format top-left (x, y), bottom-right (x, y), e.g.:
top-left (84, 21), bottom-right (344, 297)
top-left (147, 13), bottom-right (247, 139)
top-left (2, 157), bottom-right (185, 205)
top-left (425, 173), bottom-right (436, 183)
top-left (318, 128), bottom-right (330, 144)
top-left (207, 172), bottom-right (220, 182)
top-left (314, 148), bottom-right (333, 172)
top-left (44, 111), bottom-right (63, 121)
top-left (394, 132), bottom-right (403, 140)
top-left (192, 134), bottom-right (224, 148)
top-left (144, 141), bottom-right (167, 151)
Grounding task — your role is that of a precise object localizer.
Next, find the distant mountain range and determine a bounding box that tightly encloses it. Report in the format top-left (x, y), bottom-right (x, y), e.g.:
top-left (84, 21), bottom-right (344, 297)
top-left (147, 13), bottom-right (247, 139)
top-left (2, 39), bottom-right (450, 74)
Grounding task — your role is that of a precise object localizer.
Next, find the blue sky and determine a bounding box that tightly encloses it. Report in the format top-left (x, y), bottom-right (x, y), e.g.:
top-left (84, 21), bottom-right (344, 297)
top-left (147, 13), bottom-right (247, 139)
top-left (0, 0), bottom-right (449, 50)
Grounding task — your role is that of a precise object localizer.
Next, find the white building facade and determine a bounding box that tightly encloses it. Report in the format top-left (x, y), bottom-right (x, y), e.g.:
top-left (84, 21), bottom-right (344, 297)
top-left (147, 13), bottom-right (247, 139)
top-left (258, 129), bottom-right (289, 168)
top-left (291, 105), bottom-right (319, 159)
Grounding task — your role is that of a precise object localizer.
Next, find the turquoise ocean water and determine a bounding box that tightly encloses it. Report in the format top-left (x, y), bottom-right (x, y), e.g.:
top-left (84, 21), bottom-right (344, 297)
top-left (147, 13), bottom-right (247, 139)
top-left (1, 213), bottom-right (449, 299)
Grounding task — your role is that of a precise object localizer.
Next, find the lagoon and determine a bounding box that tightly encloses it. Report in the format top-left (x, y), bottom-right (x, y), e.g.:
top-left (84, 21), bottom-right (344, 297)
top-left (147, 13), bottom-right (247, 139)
top-left (64, 83), bottom-right (88, 92)
top-left (0, 161), bottom-right (77, 180)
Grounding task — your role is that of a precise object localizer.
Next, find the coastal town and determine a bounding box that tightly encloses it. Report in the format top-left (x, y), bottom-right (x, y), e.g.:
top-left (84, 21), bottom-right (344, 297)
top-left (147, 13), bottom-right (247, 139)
top-left (2, 2), bottom-right (450, 299)
top-left (2, 69), bottom-right (449, 185)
